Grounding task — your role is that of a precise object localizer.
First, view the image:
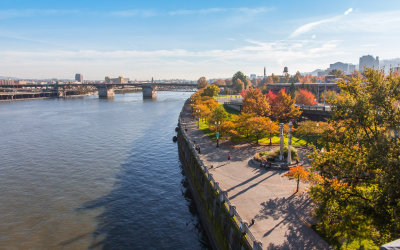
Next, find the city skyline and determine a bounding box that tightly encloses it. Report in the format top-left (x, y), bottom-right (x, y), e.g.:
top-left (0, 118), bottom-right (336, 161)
top-left (1, 0), bottom-right (400, 80)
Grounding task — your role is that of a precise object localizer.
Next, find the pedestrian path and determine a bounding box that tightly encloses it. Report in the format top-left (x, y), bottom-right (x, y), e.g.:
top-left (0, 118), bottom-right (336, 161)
top-left (180, 102), bottom-right (330, 249)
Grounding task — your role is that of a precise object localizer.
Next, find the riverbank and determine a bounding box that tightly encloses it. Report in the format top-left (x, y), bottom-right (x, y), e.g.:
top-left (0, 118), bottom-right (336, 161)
top-left (179, 98), bottom-right (330, 249)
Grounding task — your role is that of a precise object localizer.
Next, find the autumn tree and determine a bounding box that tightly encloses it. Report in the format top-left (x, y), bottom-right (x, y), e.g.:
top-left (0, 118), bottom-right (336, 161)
top-left (282, 166), bottom-right (310, 193)
top-left (233, 71), bottom-right (248, 89)
top-left (295, 121), bottom-right (328, 145)
top-left (241, 87), bottom-right (270, 117)
top-left (247, 117), bottom-right (270, 144)
top-left (293, 71), bottom-right (302, 83)
top-left (266, 76), bottom-right (274, 84)
top-left (270, 89), bottom-right (301, 122)
top-left (320, 90), bottom-right (340, 104)
top-left (232, 79), bottom-right (245, 93)
top-left (197, 76), bottom-right (209, 89)
top-left (309, 69), bottom-right (400, 247)
top-left (212, 79), bottom-right (226, 87)
top-left (295, 89), bottom-right (316, 106)
top-left (265, 90), bottom-right (277, 104)
top-left (265, 118), bottom-right (279, 145)
top-left (201, 85), bottom-right (220, 97)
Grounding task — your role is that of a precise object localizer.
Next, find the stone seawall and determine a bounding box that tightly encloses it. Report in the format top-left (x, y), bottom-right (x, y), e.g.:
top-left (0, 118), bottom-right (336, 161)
top-left (177, 99), bottom-right (262, 250)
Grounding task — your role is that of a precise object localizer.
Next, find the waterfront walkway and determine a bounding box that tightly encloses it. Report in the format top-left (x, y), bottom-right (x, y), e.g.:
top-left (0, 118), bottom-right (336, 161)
top-left (180, 103), bottom-right (330, 249)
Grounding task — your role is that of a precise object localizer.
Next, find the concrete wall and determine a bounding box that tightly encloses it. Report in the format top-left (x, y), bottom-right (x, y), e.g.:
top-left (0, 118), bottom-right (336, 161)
top-left (177, 100), bottom-right (262, 250)
top-left (97, 85), bottom-right (114, 98)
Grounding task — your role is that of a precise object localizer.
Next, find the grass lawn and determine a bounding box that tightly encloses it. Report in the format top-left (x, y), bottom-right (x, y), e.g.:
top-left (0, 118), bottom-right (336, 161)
top-left (214, 94), bottom-right (241, 100)
top-left (198, 119), bottom-right (310, 146)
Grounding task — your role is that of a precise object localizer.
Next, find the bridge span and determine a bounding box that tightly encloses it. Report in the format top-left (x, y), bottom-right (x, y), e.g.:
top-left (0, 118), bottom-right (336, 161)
top-left (0, 82), bottom-right (197, 100)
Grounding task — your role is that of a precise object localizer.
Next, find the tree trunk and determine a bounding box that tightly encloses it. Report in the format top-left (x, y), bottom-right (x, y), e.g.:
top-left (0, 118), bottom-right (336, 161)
top-left (296, 176), bottom-right (300, 193)
top-left (269, 133), bottom-right (272, 145)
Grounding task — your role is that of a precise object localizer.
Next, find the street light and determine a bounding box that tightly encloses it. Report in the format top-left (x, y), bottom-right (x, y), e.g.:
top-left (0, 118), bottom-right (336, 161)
top-left (196, 109), bottom-right (200, 128)
top-left (215, 121), bottom-right (221, 147)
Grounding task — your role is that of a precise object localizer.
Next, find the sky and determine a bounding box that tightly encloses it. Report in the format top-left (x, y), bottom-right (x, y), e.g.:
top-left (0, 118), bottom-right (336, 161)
top-left (0, 0), bottom-right (400, 80)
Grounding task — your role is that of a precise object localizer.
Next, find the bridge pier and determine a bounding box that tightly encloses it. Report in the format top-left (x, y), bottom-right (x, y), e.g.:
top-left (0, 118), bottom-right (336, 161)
top-left (96, 84), bottom-right (114, 98)
top-left (142, 84), bottom-right (157, 99)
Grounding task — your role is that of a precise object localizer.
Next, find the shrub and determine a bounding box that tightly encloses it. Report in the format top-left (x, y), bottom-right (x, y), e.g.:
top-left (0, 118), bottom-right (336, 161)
top-left (275, 146), bottom-right (299, 161)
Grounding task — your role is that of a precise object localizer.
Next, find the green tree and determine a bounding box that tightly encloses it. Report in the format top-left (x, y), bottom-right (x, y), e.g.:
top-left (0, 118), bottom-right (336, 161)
top-left (309, 69), bottom-right (400, 247)
top-left (201, 85), bottom-right (220, 97)
top-left (247, 117), bottom-right (270, 144)
top-left (210, 105), bottom-right (230, 124)
top-left (329, 69), bottom-right (344, 78)
top-left (197, 76), bottom-right (209, 89)
top-left (233, 71), bottom-right (248, 89)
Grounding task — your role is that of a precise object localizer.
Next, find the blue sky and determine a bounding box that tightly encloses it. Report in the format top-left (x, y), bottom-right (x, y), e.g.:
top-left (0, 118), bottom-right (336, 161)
top-left (1, 0), bottom-right (399, 80)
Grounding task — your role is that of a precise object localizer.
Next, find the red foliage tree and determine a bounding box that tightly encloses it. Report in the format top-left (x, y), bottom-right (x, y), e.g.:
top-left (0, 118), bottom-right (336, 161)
top-left (295, 89), bottom-right (316, 106)
top-left (265, 90), bottom-right (277, 104)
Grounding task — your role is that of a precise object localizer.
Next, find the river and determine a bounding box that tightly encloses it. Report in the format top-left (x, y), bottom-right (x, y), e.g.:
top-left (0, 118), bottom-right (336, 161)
top-left (0, 92), bottom-right (209, 249)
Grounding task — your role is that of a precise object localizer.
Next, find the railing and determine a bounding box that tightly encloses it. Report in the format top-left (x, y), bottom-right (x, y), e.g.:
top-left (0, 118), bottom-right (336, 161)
top-left (296, 104), bottom-right (331, 112)
top-left (178, 101), bottom-right (263, 250)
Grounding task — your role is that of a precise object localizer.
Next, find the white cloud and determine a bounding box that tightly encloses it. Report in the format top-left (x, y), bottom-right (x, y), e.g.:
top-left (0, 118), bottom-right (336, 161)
top-left (0, 39), bottom-right (343, 79)
top-left (344, 8), bottom-right (353, 15)
top-left (290, 8), bottom-right (353, 37)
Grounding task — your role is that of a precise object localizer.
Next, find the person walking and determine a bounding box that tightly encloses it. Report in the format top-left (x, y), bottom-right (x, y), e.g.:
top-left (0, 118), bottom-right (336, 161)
top-left (228, 153), bottom-right (231, 160)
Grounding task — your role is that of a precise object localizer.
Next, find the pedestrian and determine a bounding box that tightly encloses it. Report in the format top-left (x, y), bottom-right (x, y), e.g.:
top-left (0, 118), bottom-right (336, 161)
top-left (198, 146), bottom-right (201, 154)
top-left (228, 153), bottom-right (231, 160)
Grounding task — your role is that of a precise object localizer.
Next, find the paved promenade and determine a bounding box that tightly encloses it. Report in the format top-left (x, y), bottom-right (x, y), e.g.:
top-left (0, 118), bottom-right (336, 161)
top-left (180, 103), bottom-right (330, 249)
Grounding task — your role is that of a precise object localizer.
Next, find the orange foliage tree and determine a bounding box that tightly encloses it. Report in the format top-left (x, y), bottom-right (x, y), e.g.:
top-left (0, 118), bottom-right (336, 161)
top-left (295, 89), bottom-right (316, 106)
top-left (241, 87), bottom-right (270, 117)
top-left (271, 89), bottom-right (301, 122)
top-left (282, 166), bottom-right (310, 193)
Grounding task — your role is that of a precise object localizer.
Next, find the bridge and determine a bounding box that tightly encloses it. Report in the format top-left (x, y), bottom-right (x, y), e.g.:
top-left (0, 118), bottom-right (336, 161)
top-left (0, 82), bottom-right (197, 100)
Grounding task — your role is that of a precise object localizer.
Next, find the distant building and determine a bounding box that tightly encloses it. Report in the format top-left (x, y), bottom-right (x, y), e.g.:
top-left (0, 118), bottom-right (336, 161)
top-left (0, 79), bottom-right (27, 85)
top-left (394, 67), bottom-right (400, 74)
top-left (75, 73), bottom-right (83, 83)
top-left (105, 76), bottom-right (130, 84)
top-left (359, 55), bottom-right (379, 72)
top-left (329, 62), bottom-right (355, 74)
top-left (250, 74), bottom-right (257, 80)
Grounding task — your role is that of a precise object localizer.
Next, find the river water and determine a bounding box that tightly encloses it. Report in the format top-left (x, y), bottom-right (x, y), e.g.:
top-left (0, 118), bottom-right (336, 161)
top-left (0, 92), bottom-right (209, 249)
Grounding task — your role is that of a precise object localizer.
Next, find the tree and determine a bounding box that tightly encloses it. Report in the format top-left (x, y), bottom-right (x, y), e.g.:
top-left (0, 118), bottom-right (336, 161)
top-left (320, 90), bottom-right (340, 104)
top-left (295, 89), bottom-right (316, 106)
top-left (272, 73), bottom-right (280, 83)
top-left (266, 76), bottom-right (274, 84)
top-left (247, 117), bottom-right (270, 144)
top-left (197, 76), bottom-right (209, 89)
top-left (210, 105), bottom-right (229, 124)
top-left (282, 166), bottom-right (310, 193)
top-left (295, 120), bottom-right (328, 145)
top-left (213, 79), bottom-right (226, 87)
top-left (309, 69), bottom-right (400, 247)
top-left (271, 89), bottom-right (301, 122)
top-left (329, 69), bottom-right (344, 78)
top-left (265, 90), bottom-right (277, 104)
top-left (293, 71), bottom-right (302, 83)
top-left (241, 87), bottom-right (270, 117)
top-left (283, 73), bottom-right (290, 83)
top-left (201, 85), bottom-right (220, 97)
top-left (265, 118), bottom-right (279, 145)
top-left (233, 71), bottom-right (248, 89)
top-left (232, 79), bottom-right (245, 93)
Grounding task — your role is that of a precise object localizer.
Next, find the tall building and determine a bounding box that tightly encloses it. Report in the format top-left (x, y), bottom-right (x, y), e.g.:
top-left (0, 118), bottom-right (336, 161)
top-left (359, 55), bottom-right (379, 72)
top-left (75, 73), bottom-right (83, 83)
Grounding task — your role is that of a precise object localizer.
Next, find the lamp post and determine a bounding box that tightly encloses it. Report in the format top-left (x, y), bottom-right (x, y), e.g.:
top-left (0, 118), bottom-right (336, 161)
top-left (215, 121), bottom-right (220, 147)
top-left (196, 109), bottom-right (200, 128)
